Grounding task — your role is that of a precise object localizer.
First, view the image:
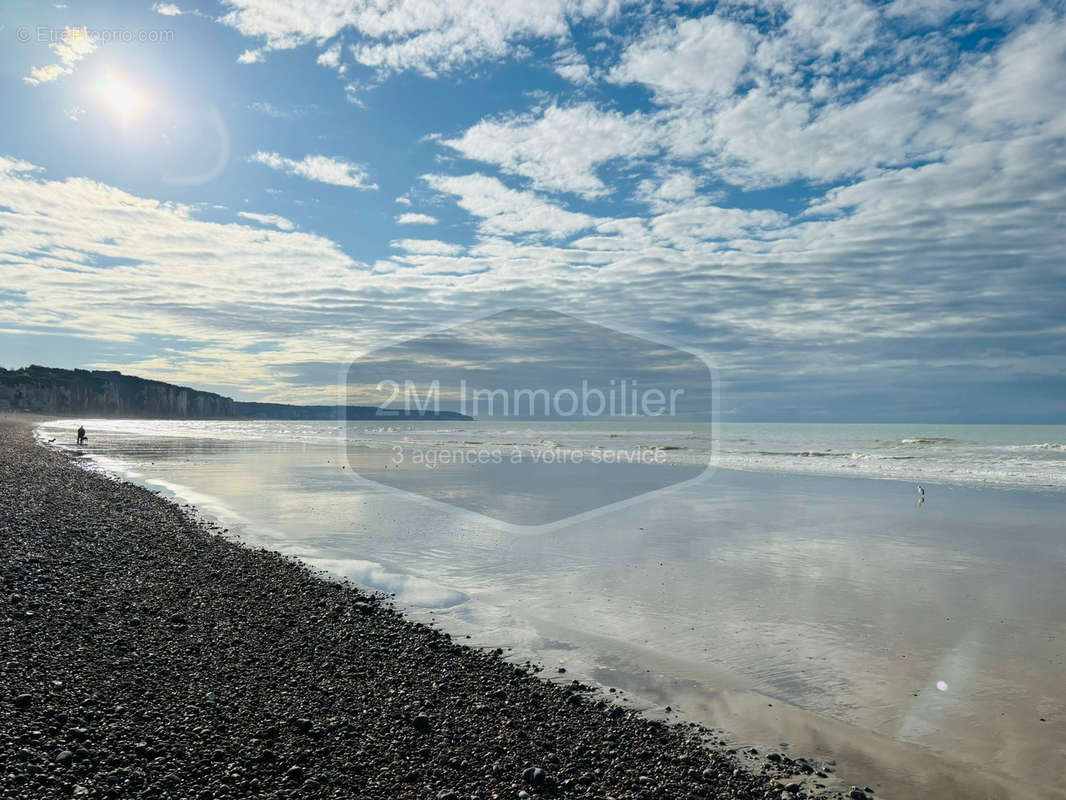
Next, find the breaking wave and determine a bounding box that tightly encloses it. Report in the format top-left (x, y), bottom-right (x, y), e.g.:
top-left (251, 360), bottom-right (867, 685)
top-left (899, 437), bottom-right (960, 445)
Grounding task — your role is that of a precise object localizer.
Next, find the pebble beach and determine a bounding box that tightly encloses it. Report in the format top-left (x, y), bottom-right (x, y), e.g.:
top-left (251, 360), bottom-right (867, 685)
top-left (0, 419), bottom-right (867, 800)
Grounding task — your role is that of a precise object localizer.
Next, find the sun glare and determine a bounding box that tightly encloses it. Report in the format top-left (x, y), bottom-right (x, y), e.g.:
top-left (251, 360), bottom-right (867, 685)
top-left (94, 72), bottom-right (148, 123)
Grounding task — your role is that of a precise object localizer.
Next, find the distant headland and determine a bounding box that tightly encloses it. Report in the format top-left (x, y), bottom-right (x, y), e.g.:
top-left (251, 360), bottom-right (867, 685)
top-left (0, 365), bottom-right (471, 421)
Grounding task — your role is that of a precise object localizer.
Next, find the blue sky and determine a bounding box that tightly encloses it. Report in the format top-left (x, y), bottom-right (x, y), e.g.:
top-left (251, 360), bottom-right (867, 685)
top-left (1, 0), bottom-right (1064, 421)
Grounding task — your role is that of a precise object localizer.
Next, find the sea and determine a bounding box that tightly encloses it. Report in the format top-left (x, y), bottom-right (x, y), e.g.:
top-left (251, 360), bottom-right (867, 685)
top-left (35, 419), bottom-right (1066, 799)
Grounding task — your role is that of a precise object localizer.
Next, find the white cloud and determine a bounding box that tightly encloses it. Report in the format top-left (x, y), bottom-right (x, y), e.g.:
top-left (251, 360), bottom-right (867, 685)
top-left (250, 152), bottom-right (378, 189)
top-left (442, 103), bottom-right (659, 198)
top-left (395, 196), bottom-right (412, 206)
top-left (636, 171), bottom-right (700, 211)
top-left (249, 101), bottom-right (299, 118)
top-left (390, 238), bottom-right (462, 255)
top-left (774, 0), bottom-right (882, 63)
top-left (883, 0), bottom-right (967, 26)
top-left (679, 77), bottom-right (954, 187)
top-left (0, 157), bottom-right (43, 175)
top-left (238, 211), bottom-right (296, 230)
top-left (26, 65), bottom-right (66, 85)
top-left (423, 173), bottom-right (595, 237)
top-left (554, 6), bottom-right (1066, 194)
top-left (649, 204), bottom-right (788, 247)
top-left (4, 131), bottom-right (1065, 408)
top-left (153, 2), bottom-right (185, 15)
top-left (237, 48), bottom-right (265, 64)
top-left (218, 0), bottom-right (633, 75)
top-left (24, 26), bottom-right (96, 85)
top-left (553, 48), bottom-right (593, 85)
top-left (342, 80), bottom-right (374, 106)
top-left (0, 156), bottom-right (367, 397)
top-left (609, 14), bottom-right (753, 101)
top-left (317, 42), bottom-right (343, 69)
top-left (396, 212), bottom-right (438, 225)
top-left (964, 19), bottom-right (1066, 130)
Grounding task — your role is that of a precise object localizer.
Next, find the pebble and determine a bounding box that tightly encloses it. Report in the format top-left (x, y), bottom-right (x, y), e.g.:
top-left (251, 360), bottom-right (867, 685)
top-left (0, 421), bottom-right (872, 800)
top-left (12, 693), bottom-right (33, 709)
top-left (285, 766), bottom-right (305, 783)
top-left (522, 766), bottom-right (547, 786)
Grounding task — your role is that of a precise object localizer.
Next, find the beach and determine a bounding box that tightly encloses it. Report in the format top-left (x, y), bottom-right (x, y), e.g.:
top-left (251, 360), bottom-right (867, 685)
top-left (9, 416), bottom-right (1066, 799)
top-left (5, 1), bottom-right (1062, 796)
top-left (0, 417), bottom-right (864, 800)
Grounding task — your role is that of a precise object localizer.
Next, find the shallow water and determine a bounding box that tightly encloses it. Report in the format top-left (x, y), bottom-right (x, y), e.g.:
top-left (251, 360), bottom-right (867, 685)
top-left (39, 418), bottom-right (1066, 490)
top-left (36, 420), bottom-right (1066, 799)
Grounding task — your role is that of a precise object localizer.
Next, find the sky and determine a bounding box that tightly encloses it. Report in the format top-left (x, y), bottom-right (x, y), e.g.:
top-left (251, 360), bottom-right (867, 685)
top-left (1, 0), bottom-right (1064, 422)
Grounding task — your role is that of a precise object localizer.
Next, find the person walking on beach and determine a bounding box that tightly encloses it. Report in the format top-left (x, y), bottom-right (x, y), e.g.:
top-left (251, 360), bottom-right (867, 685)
top-left (76, 425), bottom-right (86, 446)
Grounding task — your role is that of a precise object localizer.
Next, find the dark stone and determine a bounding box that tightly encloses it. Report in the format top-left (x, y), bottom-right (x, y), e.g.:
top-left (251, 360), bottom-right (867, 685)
top-left (285, 766), bottom-right (305, 783)
top-left (12, 693), bottom-right (33, 709)
top-left (522, 766), bottom-right (547, 786)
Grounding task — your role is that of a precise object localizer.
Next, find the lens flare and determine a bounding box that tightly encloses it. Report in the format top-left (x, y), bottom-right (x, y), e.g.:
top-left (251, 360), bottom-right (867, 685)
top-left (94, 72), bottom-right (147, 123)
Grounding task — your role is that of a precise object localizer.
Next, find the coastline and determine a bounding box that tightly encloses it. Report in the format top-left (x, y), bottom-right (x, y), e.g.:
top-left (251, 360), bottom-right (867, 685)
top-left (0, 417), bottom-right (858, 800)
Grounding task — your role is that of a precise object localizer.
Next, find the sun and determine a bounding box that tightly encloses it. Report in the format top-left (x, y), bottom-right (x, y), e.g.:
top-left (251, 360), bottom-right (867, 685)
top-left (94, 72), bottom-right (148, 124)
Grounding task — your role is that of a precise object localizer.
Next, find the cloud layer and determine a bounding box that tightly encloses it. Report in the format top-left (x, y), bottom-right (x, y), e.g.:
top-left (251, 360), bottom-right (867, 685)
top-left (5, 1), bottom-right (1065, 419)
top-left (220, 0), bottom-right (634, 75)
